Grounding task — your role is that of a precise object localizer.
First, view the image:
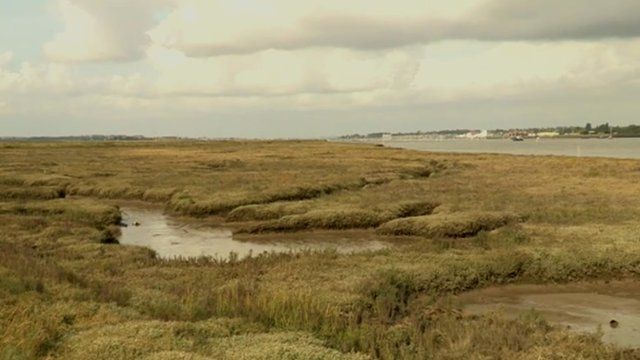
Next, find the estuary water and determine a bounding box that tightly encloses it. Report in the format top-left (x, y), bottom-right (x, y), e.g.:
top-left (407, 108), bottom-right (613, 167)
top-left (119, 207), bottom-right (389, 260)
top-left (386, 138), bottom-right (640, 159)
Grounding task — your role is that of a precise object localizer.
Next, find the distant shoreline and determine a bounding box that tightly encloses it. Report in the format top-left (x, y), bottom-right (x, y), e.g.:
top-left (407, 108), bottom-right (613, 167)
top-left (378, 137), bottom-right (640, 160)
top-left (345, 135), bottom-right (640, 142)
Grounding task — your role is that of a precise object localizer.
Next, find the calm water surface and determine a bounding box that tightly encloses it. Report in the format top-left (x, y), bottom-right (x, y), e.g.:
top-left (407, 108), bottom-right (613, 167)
top-left (387, 138), bottom-right (640, 159)
top-left (460, 282), bottom-right (640, 348)
top-left (119, 207), bottom-right (389, 260)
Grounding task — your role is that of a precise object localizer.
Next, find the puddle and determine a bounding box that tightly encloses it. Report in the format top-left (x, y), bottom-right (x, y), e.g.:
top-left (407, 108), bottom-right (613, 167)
top-left (459, 282), bottom-right (640, 348)
top-left (119, 207), bottom-right (389, 260)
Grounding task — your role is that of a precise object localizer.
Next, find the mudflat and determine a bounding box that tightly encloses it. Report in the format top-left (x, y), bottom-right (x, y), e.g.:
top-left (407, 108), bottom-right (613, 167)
top-left (459, 281), bottom-right (640, 348)
top-left (119, 206), bottom-right (390, 259)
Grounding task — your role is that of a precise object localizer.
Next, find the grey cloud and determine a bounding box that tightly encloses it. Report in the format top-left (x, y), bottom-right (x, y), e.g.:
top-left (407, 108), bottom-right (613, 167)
top-left (181, 0), bottom-right (640, 57)
top-left (460, 0), bottom-right (640, 41)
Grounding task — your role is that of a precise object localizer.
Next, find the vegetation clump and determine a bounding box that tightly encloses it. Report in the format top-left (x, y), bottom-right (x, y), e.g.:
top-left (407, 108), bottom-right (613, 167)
top-left (246, 209), bottom-right (387, 233)
top-left (226, 201), bottom-right (312, 222)
top-left (241, 201), bottom-right (439, 233)
top-left (97, 226), bottom-right (121, 244)
top-left (377, 212), bottom-right (523, 238)
top-left (0, 186), bottom-right (66, 200)
top-left (390, 201), bottom-right (439, 218)
top-left (0, 199), bottom-right (121, 228)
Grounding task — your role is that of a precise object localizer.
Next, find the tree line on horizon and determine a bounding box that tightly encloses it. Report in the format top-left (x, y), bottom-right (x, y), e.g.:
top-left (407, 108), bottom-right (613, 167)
top-left (341, 123), bottom-right (640, 139)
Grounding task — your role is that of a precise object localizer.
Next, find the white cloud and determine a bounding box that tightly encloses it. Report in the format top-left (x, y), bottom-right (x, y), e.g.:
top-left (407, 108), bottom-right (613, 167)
top-left (4, 1), bottom-right (640, 136)
top-left (0, 52), bottom-right (13, 67)
top-left (44, 0), bottom-right (165, 62)
top-left (0, 100), bottom-right (9, 115)
top-left (0, 60), bottom-right (75, 94)
top-left (149, 0), bottom-right (477, 56)
top-left (147, 45), bottom-right (420, 96)
top-left (6, 38), bottom-right (640, 113)
top-left (414, 42), bottom-right (591, 90)
top-left (7, 35), bottom-right (640, 110)
top-left (0, 55), bottom-right (21, 92)
top-left (150, 0), bottom-right (640, 57)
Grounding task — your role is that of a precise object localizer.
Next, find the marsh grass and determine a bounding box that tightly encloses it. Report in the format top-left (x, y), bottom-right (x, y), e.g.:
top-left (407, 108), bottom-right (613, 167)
top-left (244, 209), bottom-right (389, 233)
top-left (376, 212), bottom-right (523, 238)
top-left (242, 201), bottom-right (440, 233)
top-left (0, 186), bottom-right (67, 200)
top-left (2, 140), bottom-right (640, 359)
top-left (226, 201), bottom-right (312, 222)
top-left (0, 199), bottom-right (121, 229)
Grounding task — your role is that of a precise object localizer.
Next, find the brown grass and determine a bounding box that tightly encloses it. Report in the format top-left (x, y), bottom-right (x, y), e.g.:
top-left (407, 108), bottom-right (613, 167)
top-left (1, 140), bottom-right (640, 359)
top-left (226, 201), bottom-right (313, 222)
top-left (241, 201), bottom-right (439, 233)
top-left (376, 211), bottom-right (523, 238)
top-left (0, 186), bottom-right (66, 200)
top-left (245, 209), bottom-right (388, 233)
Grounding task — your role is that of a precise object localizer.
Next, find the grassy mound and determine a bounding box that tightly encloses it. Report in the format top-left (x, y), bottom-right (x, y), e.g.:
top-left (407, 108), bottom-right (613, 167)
top-left (0, 186), bottom-right (66, 200)
top-left (167, 181), bottom-right (369, 217)
top-left (226, 201), bottom-right (312, 222)
top-left (377, 211), bottom-right (522, 238)
top-left (241, 201), bottom-right (439, 233)
top-left (67, 185), bottom-right (147, 200)
top-left (0, 199), bottom-right (121, 229)
top-left (245, 209), bottom-right (388, 233)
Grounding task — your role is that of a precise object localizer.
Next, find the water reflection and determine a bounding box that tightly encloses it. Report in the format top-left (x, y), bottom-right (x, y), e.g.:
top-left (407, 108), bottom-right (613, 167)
top-left (386, 138), bottom-right (640, 159)
top-left (119, 207), bottom-right (389, 260)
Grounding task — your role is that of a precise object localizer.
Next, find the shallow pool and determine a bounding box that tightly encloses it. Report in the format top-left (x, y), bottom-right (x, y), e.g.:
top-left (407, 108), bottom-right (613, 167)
top-left (460, 282), bottom-right (640, 348)
top-left (119, 207), bottom-right (389, 260)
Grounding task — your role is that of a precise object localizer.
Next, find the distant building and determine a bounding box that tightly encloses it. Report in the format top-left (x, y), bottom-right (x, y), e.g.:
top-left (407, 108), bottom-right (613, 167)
top-left (473, 130), bottom-right (488, 139)
top-left (382, 133), bottom-right (392, 141)
top-left (537, 132), bottom-right (560, 137)
top-left (460, 130), bottom-right (488, 139)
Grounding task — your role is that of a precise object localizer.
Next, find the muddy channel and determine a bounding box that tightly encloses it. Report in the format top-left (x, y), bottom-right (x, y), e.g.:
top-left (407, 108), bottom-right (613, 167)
top-left (459, 282), bottom-right (640, 348)
top-left (118, 207), bottom-right (390, 260)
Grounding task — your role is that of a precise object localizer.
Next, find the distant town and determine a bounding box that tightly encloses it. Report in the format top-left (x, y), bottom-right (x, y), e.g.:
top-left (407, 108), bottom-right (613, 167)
top-left (2, 123), bottom-right (640, 142)
top-left (340, 123), bottom-right (640, 141)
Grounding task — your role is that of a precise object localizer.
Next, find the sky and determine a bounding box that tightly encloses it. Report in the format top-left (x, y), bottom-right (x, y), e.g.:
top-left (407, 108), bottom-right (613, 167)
top-left (1, 0), bottom-right (640, 138)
